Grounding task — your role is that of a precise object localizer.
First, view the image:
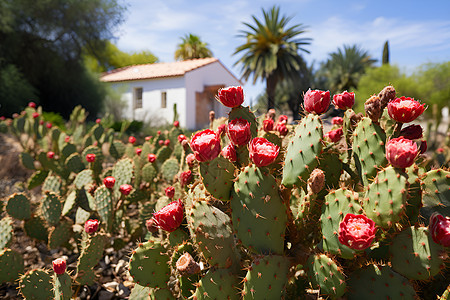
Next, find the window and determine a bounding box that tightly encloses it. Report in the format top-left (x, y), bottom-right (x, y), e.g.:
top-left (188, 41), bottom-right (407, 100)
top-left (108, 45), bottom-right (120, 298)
top-left (161, 91), bottom-right (167, 108)
top-left (134, 87), bottom-right (143, 109)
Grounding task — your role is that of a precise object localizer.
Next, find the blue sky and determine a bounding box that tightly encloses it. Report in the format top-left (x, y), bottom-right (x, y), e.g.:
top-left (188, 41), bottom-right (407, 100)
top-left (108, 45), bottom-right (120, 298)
top-left (115, 0), bottom-right (450, 103)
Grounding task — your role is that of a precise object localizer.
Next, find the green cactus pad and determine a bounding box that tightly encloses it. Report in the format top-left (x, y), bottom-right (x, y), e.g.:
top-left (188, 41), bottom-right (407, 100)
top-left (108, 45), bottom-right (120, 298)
top-left (62, 190), bottom-right (76, 215)
top-left (187, 199), bottom-right (239, 268)
top-left (242, 255), bottom-right (290, 300)
top-left (48, 218), bottom-right (73, 249)
top-left (156, 146), bottom-right (172, 166)
top-left (129, 283), bottom-right (151, 300)
top-left (82, 145), bottom-right (104, 175)
top-left (142, 163), bottom-right (157, 183)
top-left (0, 217), bottom-right (13, 249)
top-left (390, 226), bottom-right (445, 280)
top-left (420, 169), bottom-right (450, 221)
top-left (61, 143), bottom-right (77, 160)
top-left (24, 216), bottom-right (49, 242)
top-left (231, 165), bottom-right (287, 254)
top-left (41, 191), bottom-right (62, 226)
top-left (6, 193), bottom-right (31, 220)
top-left (363, 166), bottom-right (408, 228)
top-left (379, 107), bottom-right (396, 138)
top-left (306, 253), bottom-right (346, 299)
top-left (94, 186), bottom-right (113, 230)
top-left (352, 117), bottom-right (388, 185)
top-left (76, 187), bottom-right (96, 212)
top-left (195, 268), bottom-right (240, 300)
top-left (74, 169), bottom-right (94, 189)
top-left (27, 170), bottom-right (49, 190)
top-left (19, 269), bottom-right (53, 300)
top-left (112, 158), bottom-right (134, 198)
top-left (282, 114), bottom-right (323, 188)
top-left (20, 152), bottom-right (35, 170)
top-left (161, 158), bottom-right (180, 182)
top-left (53, 273), bottom-right (73, 300)
top-left (91, 123), bottom-right (104, 141)
top-left (0, 249), bottom-right (24, 283)
top-left (320, 188), bottom-right (364, 259)
top-left (125, 143), bottom-right (136, 158)
top-left (404, 166), bottom-right (424, 224)
top-left (37, 151), bottom-right (57, 170)
top-left (75, 207), bottom-right (91, 225)
top-left (319, 150), bottom-right (343, 189)
top-left (109, 140), bottom-right (126, 160)
top-left (76, 232), bottom-right (107, 285)
top-left (65, 152), bottom-right (85, 173)
top-left (168, 228), bottom-right (189, 247)
top-left (129, 240), bottom-right (170, 288)
top-left (228, 106), bottom-right (258, 138)
top-left (149, 288), bottom-right (176, 300)
top-left (347, 264), bottom-right (416, 300)
top-left (199, 156), bottom-right (236, 200)
top-left (42, 175), bottom-right (62, 194)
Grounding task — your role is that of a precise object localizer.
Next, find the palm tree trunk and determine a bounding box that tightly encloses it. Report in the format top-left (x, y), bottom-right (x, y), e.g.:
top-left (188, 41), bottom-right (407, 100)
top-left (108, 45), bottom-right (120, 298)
top-left (266, 75), bottom-right (277, 110)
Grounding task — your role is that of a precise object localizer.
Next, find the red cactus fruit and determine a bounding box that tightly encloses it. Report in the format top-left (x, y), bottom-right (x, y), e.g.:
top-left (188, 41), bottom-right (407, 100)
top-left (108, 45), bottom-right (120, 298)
top-left (164, 139), bottom-right (170, 146)
top-left (186, 153), bottom-right (196, 168)
top-left (173, 120), bottom-right (180, 128)
top-left (216, 86), bottom-right (244, 108)
top-left (152, 199), bottom-right (184, 232)
top-left (28, 102), bottom-right (36, 108)
top-left (84, 219), bottom-right (100, 234)
top-left (178, 134), bottom-right (187, 143)
top-left (46, 122), bottom-right (52, 129)
top-left (158, 140), bottom-right (164, 146)
top-left (47, 151), bottom-right (55, 159)
top-left (103, 176), bottom-right (116, 189)
top-left (278, 115), bottom-right (288, 124)
top-left (249, 137), bottom-right (280, 167)
top-left (190, 129), bottom-right (221, 162)
top-left (128, 136), bottom-right (136, 144)
top-left (276, 123), bottom-right (288, 137)
top-left (338, 213), bottom-right (377, 250)
top-left (145, 218), bottom-right (158, 233)
top-left (157, 130), bottom-right (161, 135)
top-left (0, 116), bottom-right (5, 121)
top-left (32, 112), bottom-right (39, 119)
top-left (326, 127), bottom-right (343, 143)
top-left (263, 118), bottom-right (274, 132)
top-left (429, 213), bottom-right (450, 247)
top-left (148, 153), bottom-right (156, 163)
top-left (179, 170), bottom-right (192, 187)
top-left (399, 124), bottom-right (423, 140)
top-left (52, 258), bottom-right (66, 275)
top-left (39, 120), bottom-right (44, 125)
top-left (64, 136), bottom-right (70, 143)
top-left (221, 143), bottom-right (237, 162)
top-left (333, 91), bottom-right (355, 110)
top-left (135, 148), bottom-right (142, 156)
top-left (165, 186), bottom-right (175, 199)
top-left (418, 140), bottom-right (427, 154)
top-left (332, 116), bottom-right (344, 125)
top-left (387, 96), bottom-right (426, 123)
top-left (216, 124), bottom-right (226, 138)
top-left (386, 137), bottom-right (418, 169)
top-left (145, 136), bottom-right (152, 141)
top-left (96, 118), bottom-right (101, 124)
top-left (227, 118), bottom-right (251, 146)
top-left (86, 153), bottom-right (96, 163)
top-left (304, 89), bottom-right (331, 115)
top-left (119, 184), bottom-right (133, 196)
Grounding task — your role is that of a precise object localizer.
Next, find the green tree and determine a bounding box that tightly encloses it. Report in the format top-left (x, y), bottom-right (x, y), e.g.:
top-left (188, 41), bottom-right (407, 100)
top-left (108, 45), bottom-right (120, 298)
top-left (234, 6), bottom-right (311, 110)
top-left (174, 34), bottom-right (213, 61)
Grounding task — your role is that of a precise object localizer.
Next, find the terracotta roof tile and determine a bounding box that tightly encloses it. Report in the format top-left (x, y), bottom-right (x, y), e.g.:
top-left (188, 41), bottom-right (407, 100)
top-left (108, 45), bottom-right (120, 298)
top-left (100, 57), bottom-right (219, 82)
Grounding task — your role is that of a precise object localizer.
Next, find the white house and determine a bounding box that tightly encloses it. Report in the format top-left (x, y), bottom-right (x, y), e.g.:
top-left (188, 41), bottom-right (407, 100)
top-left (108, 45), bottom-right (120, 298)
top-left (100, 58), bottom-right (241, 130)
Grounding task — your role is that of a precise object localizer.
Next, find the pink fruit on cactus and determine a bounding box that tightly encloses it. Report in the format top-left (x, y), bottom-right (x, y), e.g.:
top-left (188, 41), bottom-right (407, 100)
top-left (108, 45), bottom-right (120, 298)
top-left (249, 137), bottom-right (280, 167)
top-left (165, 186), bottom-right (175, 199)
top-left (216, 86), bottom-right (244, 108)
top-left (221, 143), bottom-right (237, 162)
top-left (190, 129), bottom-right (221, 162)
top-left (338, 213), bottom-right (377, 250)
top-left (28, 102), bottom-right (36, 108)
top-left (387, 96), bottom-right (426, 123)
top-left (173, 120), bottom-right (180, 128)
top-left (333, 91), bottom-right (355, 110)
top-left (148, 153), bottom-right (156, 163)
top-left (304, 89), bottom-right (331, 114)
top-left (128, 136), bottom-right (136, 144)
top-left (52, 258), bottom-right (66, 275)
top-left (263, 118), bottom-right (274, 132)
top-left (399, 124), bottom-right (423, 140)
top-left (386, 137), bottom-right (418, 169)
top-left (103, 176), bottom-right (116, 189)
top-left (186, 153), bottom-right (196, 168)
top-left (135, 148), bottom-right (142, 156)
top-left (157, 130), bottom-right (161, 135)
top-left (119, 184), bottom-right (133, 196)
top-left (227, 118), bottom-right (251, 146)
top-left (332, 116), bottom-right (343, 125)
top-left (32, 112), bottom-right (39, 119)
top-left (47, 151), bottom-right (55, 159)
top-left (84, 219), bottom-right (100, 234)
top-left (429, 213), bottom-right (450, 247)
top-left (152, 199), bottom-right (184, 232)
top-left (86, 154), bottom-right (96, 163)
top-left (326, 127), bottom-right (343, 143)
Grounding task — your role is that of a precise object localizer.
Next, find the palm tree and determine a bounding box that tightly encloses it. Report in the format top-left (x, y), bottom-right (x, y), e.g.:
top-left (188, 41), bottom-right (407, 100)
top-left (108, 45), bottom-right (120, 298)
top-left (234, 6), bottom-right (311, 110)
top-left (321, 45), bottom-right (377, 93)
top-left (174, 34), bottom-right (213, 61)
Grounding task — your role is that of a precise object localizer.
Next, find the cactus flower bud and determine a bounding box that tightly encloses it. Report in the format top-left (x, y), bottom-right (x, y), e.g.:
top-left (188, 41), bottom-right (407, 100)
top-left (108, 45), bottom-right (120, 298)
top-left (249, 137), bottom-right (279, 167)
top-left (52, 258), bottom-right (66, 275)
top-left (84, 219), bottom-right (100, 234)
top-left (190, 129), bottom-right (221, 162)
top-left (173, 120), bottom-right (180, 128)
top-left (119, 184), bottom-right (133, 196)
top-left (86, 153), bottom-right (96, 163)
top-left (216, 86), bottom-right (244, 108)
top-left (128, 136), bottom-right (136, 144)
top-left (135, 148), bottom-right (142, 156)
top-left (418, 140), bottom-right (427, 154)
top-left (326, 127), bottom-right (343, 143)
top-left (148, 153), bottom-right (156, 163)
top-left (227, 118), bottom-right (251, 146)
top-left (46, 122), bottom-right (52, 129)
top-left (96, 118), bottom-right (101, 124)
top-left (186, 153), bottom-right (196, 168)
top-left (263, 118), bottom-right (274, 132)
top-left (387, 96), bottom-right (426, 123)
top-left (364, 95), bottom-right (382, 122)
top-left (378, 85), bottom-right (396, 109)
top-left (158, 140), bottom-right (164, 146)
top-left (165, 186), bottom-right (175, 199)
top-left (152, 199), bottom-right (184, 232)
top-left (333, 91), bottom-right (355, 110)
top-left (221, 143), bottom-right (237, 162)
top-left (28, 102), bottom-right (36, 108)
top-left (47, 151), bottom-right (55, 159)
top-left (164, 139), bottom-right (170, 146)
top-left (32, 112), bottom-right (39, 119)
top-left (307, 169), bottom-right (325, 194)
top-left (276, 123), bottom-right (288, 137)
top-left (178, 134), bottom-right (187, 143)
top-left (176, 252), bottom-right (201, 275)
top-left (64, 136), bottom-right (70, 143)
top-left (399, 124), bottom-right (423, 140)
top-left (216, 124), bottom-right (226, 138)
top-left (145, 218), bottom-right (158, 233)
top-left (304, 89), bottom-right (331, 115)
top-left (145, 136), bottom-right (152, 141)
top-left (429, 213), bottom-right (450, 247)
top-left (278, 115), bottom-right (288, 124)
top-left (332, 116), bottom-right (343, 125)
top-left (179, 170), bottom-right (192, 187)
top-left (386, 137), bottom-right (418, 169)
top-left (103, 176), bottom-right (116, 189)
top-left (338, 213), bottom-right (377, 250)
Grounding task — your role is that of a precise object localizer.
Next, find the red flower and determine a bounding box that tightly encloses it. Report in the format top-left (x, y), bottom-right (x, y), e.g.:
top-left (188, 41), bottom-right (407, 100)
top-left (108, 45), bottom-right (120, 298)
top-left (387, 97), bottom-right (426, 123)
top-left (326, 128), bottom-right (343, 143)
top-left (333, 91), bottom-right (355, 110)
top-left (338, 213), bottom-right (377, 250)
top-left (399, 124), bottom-right (423, 140)
top-left (278, 115), bottom-right (288, 124)
top-left (304, 89), bottom-right (331, 114)
top-left (216, 124), bottom-right (226, 138)
top-left (28, 102), bottom-right (36, 108)
top-left (190, 129), bottom-right (221, 162)
top-left (263, 118), bottom-right (274, 132)
top-left (157, 130), bottom-right (161, 135)
top-left (32, 112), bottom-right (39, 119)
top-left (332, 116), bottom-right (343, 125)
top-left (173, 120), bottom-right (180, 128)
top-left (178, 134), bottom-right (187, 143)
top-left (249, 137), bottom-right (280, 167)
top-left (227, 118), bottom-right (251, 146)
top-left (84, 219), bottom-right (100, 234)
top-left (135, 148), bottom-right (142, 156)
top-left (148, 153), bottom-right (156, 163)
top-left (179, 170), bottom-right (192, 187)
top-left (386, 137), bottom-right (418, 169)
top-left (128, 136), bottom-right (136, 144)
top-left (216, 86), bottom-right (244, 108)
top-left (103, 176), bottom-right (116, 189)
top-left (221, 143), bottom-right (237, 162)
top-left (429, 213), bottom-right (450, 247)
top-left (96, 118), bottom-right (101, 124)
top-left (47, 151), bottom-right (55, 159)
top-left (86, 154), bottom-right (96, 163)
top-left (185, 153), bottom-right (196, 168)
top-left (165, 186), bottom-right (175, 199)
top-left (52, 258), bottom-right (66, 275)
top-left (276, 123), bottom-right (288, 136)
top-left (119, 184), bottom-right (133, 196)
top-left (46, 122), bottom-right (52, 129)
top-left (158, 140), bottom-right (164, 146)
top-left (164, 139), bottom-right (171, 146)
top-left (418, 140), bottom-right (427, 154)
top-left (152, 199), bottom-right (184, 232)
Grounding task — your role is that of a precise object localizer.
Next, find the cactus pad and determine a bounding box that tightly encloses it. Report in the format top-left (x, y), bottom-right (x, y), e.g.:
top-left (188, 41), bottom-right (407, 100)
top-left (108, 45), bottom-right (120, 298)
top-left (228, 106), bottom-right (258, 138)
top-left (19, 269), bottom-right (53, 300)
top-left (420, 168), bottom-right (450, 221)
top-left (199, 156), bottom-right (236, 200)
top-left (195, 268), bottom-right (239, 300)
top-left (142, 163), bottom-right (157, 183)
top-left (42, 175), bottom-right (62, 194)
top-left (0, 217), bottom-right (13, 249)
top-left (24, 216), bottom-right (49, 242)
top-left (20, 152), bottom-right (35, 170)
top-left (94, 186), bottom-right (113, 230)
top-left (27, 170), bottom-right (49, 190)
top-left (161, 158), bottom-right (179, 182)
top-left (74, 169), bottom-right (94, 189)
top-left (40, 191), bottom-right (62, 226)
top-left (53, 273), bottom-right (73, 300)
top-left (76, 232), bottom-right (107, 285)
top-left (0, 249), bottom-right (24, 283)
top-left (48, 218), bottom-right (73, 249)
top-left (306, 253), bottom-right (346, 299)
top-left (65, 152), bottom-right (85, 173)
top-left (112, 158), bottom-right (134, 198)
top-left (6, 193), bottom-right (31, 220)
top-left (109, 140), bottom-right (126, 160)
